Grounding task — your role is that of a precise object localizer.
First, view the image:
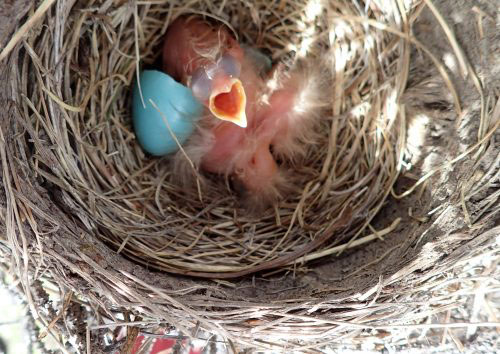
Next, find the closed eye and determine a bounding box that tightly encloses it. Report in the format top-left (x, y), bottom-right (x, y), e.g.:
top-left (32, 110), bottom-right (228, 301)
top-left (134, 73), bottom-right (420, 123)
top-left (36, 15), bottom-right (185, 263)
top-left (217, 54), bottom-right (241, 78)
top-left (190, 54), bottom-right (241, 103)
top-left (191, 67), bottom-right (212, 102)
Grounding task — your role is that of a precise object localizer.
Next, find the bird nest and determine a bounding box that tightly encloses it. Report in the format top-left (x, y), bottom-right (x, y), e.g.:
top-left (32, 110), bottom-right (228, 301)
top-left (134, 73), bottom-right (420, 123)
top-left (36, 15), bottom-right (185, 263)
top-left (1, 0), bottom-right (499, 352)
top-left (7, 0), bottom-right (409, 277)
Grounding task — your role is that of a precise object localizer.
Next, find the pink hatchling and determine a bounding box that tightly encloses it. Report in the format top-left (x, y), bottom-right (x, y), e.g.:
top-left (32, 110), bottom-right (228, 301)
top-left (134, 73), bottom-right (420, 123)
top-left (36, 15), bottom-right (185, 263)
top-left (163, 16), bottom-right (325, 208)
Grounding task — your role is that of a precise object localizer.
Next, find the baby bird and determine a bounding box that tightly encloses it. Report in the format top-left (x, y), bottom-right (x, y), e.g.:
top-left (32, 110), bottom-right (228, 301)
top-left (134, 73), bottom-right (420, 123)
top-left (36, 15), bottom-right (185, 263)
top-left (162, 15), bottom-right (325, 209)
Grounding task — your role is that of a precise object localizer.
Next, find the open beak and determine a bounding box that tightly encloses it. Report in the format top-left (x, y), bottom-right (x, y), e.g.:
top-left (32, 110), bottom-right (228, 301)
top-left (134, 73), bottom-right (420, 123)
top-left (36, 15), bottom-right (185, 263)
top-left (208, 78), bottom-right (247, 128)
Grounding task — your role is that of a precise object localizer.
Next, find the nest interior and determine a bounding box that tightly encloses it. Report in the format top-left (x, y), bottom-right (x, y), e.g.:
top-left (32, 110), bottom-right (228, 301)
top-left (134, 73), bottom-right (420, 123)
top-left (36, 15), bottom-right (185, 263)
top-left (0, 0), bottom-right (498, 351)
top-left (4, 0), bottom-right (410, 278)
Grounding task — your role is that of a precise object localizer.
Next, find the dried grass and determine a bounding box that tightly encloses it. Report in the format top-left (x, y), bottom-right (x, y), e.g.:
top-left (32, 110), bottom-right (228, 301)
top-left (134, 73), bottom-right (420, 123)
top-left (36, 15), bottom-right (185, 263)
top-left (9, 0), bottom-right (412, 277)
top-left (0, 0), bottom-right (498, 352)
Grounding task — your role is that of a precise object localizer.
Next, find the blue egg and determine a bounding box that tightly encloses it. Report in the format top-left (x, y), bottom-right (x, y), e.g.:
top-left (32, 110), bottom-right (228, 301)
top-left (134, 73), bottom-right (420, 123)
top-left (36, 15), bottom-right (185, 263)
top-left (132, 70), bottom-right (203, 156)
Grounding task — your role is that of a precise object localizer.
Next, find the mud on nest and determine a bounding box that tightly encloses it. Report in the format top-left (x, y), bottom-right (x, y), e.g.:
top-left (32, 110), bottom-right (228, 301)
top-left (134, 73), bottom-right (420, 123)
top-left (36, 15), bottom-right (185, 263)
top-left (1, 0), bottom-right (499, 351)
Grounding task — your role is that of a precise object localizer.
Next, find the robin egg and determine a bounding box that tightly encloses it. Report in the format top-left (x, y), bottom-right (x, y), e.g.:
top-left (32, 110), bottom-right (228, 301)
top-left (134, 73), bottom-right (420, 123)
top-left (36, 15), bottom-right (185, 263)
top-left (132, 70), bottom-right (203, 156)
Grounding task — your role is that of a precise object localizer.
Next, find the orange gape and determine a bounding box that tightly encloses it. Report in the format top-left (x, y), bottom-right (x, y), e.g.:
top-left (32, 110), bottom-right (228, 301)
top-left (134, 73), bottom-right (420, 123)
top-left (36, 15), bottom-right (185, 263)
top-left (214, 85), bottom-right (241, 116)
top-left (162, 16), bottom-right (247, 127)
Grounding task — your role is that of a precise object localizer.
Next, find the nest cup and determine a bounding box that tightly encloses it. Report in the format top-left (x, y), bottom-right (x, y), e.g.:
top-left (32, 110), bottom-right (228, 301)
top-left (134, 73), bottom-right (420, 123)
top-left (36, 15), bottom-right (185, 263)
top-left (1, 0), bottom-right (498, 351)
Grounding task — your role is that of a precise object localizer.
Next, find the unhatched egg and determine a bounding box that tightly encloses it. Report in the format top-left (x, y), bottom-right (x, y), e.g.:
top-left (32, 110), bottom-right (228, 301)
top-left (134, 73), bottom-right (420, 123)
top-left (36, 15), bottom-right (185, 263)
top-left (132, 70), bottom-right (203, 156)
